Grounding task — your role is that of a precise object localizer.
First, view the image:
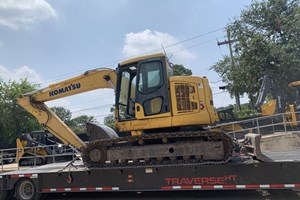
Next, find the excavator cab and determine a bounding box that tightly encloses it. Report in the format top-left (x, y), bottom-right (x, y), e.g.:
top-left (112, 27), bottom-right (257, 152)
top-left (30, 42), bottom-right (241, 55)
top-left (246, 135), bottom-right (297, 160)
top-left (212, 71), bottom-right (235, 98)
top-left (115, 53), bottom-right (218, 135)
top-left (116, 54), bottom-right (171, 122)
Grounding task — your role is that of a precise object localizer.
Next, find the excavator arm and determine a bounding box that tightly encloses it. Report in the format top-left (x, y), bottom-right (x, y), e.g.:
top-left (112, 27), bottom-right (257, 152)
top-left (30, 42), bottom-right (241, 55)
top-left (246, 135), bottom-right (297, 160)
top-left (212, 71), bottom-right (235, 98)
top-left (255, 75), bottom-right (285, 115)
top-left (18, 68), bottom-right (117, 150)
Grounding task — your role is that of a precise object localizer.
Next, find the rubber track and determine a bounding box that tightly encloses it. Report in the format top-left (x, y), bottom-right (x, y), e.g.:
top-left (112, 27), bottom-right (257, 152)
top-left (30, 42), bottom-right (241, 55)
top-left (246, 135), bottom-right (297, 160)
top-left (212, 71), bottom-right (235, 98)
top-left (82, 131), bottom-right (234, 168)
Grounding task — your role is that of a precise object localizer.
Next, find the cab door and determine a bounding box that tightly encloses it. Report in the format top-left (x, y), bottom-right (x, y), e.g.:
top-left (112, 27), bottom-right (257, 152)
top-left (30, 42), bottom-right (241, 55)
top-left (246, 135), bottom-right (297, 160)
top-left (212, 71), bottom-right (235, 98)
top-left (135, 56), bottom-right (171, 119)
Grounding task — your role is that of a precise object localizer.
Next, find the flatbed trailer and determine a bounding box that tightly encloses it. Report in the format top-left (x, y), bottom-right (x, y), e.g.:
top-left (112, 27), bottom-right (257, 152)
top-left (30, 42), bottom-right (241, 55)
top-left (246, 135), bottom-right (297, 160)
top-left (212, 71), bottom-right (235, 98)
top-left (1, 157), bottom-right (300, 200)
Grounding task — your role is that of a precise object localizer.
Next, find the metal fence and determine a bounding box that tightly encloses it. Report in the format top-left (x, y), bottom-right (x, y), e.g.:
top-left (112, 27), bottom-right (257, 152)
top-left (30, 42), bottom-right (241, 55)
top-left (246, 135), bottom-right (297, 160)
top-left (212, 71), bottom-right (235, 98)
top-left (211, 111), bottom-right (300, 139)
top-left (1, 112), bottom-right (300, 173)
top-left (0, 144), bottom-right (77, 173)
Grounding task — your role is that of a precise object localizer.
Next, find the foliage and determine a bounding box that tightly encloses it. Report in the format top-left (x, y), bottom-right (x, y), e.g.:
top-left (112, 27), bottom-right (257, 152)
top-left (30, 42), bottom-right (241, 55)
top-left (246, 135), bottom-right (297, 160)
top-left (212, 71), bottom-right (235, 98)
top-left (232, 103), bottom-right (259, 119)
top-left (104, 106), bottom-right (116, 130)
top-left (51, 107), bottom-right (72, 123)
top-left (172, 64), bottom-right (193, 76)
top-left (217, 103), bottom-right (258, 119)
top-left (0, 79), bottom-right (42, 148)
top-left (211, 0), bottom-right (300, 107)
top-left (51, 106), bottom-right (96, 134)
top-left (69, 115), bottom-right (96, 133)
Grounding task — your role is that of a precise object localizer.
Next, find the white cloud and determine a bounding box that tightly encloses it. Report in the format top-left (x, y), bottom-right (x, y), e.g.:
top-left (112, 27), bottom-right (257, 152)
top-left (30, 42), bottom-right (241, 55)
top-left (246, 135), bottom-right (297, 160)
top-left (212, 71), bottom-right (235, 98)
top-left (0, 0), bottom-right (56, 29)
top-left (122, 29), bottom-right (195, 63)
top-left (0, 65), bottom-right (42, 83)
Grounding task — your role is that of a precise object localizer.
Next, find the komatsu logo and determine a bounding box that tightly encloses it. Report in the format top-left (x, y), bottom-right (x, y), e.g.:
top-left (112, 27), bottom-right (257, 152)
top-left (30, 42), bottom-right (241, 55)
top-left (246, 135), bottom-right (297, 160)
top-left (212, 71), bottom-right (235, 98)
top-left (49, 83), bottom-right (81, 97)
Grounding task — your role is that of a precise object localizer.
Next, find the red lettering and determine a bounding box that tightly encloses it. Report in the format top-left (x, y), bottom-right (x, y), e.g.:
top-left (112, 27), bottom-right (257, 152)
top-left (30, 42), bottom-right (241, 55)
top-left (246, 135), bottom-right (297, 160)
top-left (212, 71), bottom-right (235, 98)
top-left (180, 178), bottom-right (193, 185)
top-left (180, 178), bottom-right (188, 185)
top-left (231, 175), bottom-right (237, 181)
top-left (202, 178), bottom-right (209, 184)
top-left (209, 177), bottom-right (217, 185)
top-left (217, 177), bottom-right (225, 184)
top-left (187, 178), bottom-right (194, 185)
top-left (194, 178), bottom-right (201, 185)
top-left (173, 178), bottom-right (179, 185)
top-left (165, 178), bottom-right (172, 185)
top-left (165, 175), bottom-right (238, 185)
top-left (223, 175), bottom-right (237, 182)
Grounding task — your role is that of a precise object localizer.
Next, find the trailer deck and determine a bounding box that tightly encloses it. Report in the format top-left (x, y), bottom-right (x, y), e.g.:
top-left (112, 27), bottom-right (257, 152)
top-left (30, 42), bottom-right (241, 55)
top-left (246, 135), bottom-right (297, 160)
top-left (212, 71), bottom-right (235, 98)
top-left (1, 154), bottom-right (300, 200)
top-left (1, 132), bottom-right (300, 200)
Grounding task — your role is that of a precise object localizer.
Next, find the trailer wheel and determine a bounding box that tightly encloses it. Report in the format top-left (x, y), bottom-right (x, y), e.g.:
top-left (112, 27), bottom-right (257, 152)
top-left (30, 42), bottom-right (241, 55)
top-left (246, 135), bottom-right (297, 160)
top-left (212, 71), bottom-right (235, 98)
top-left (15, 179), bottom-right (41, 200)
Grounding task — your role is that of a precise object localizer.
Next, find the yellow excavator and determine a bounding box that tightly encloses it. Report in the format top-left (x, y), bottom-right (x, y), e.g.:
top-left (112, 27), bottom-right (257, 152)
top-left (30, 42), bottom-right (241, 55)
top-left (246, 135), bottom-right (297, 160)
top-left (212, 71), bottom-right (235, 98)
top-left (18, 53), bottom-right (234, 167)
top-left (255, 75), bottom-right (299, 126)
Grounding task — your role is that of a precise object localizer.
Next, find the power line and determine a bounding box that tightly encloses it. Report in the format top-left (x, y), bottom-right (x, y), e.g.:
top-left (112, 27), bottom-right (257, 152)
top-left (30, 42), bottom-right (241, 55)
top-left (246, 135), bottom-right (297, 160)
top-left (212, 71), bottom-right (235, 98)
top-left (166, 27), bottom-right (224, 48)
top-left (71, 104), bottom-right (113, 113)
top-left (40, 29), bottom-right (226, 116)
top-left (93, 114), bottom-right (110, 118)
top-left (169, 36), bottom-right (223, 55)
top-left (62, 94), bottom-right (114, 107)
top-left (54, 36), bottom-right (224, 115)
top-left (213, 91), bottom-right (226, 95)
top-left (36, 27), bottom-right (225, 86)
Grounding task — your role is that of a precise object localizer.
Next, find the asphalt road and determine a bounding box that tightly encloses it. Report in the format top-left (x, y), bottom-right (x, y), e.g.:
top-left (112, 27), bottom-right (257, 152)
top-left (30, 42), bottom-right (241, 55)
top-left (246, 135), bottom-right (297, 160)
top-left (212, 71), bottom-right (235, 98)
top-left (42, 190), bottom-right (300, 200)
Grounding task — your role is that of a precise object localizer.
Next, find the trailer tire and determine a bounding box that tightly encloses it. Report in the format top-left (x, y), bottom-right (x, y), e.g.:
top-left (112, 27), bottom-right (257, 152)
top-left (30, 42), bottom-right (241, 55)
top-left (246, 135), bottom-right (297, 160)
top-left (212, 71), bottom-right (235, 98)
top-left (15, 179), bottom-right (41, 200)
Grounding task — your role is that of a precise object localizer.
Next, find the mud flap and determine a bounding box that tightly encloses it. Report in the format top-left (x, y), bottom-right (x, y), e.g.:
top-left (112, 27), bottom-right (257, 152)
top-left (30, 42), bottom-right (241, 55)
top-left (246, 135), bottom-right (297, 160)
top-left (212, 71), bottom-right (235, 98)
top-left (242, 133), bottom-right (273, 162)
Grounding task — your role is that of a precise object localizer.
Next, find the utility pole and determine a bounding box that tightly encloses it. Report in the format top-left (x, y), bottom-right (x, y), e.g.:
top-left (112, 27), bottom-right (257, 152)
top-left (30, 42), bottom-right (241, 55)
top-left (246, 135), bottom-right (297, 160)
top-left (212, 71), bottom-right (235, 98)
top-left (217, 29), bottom-right (241, 111)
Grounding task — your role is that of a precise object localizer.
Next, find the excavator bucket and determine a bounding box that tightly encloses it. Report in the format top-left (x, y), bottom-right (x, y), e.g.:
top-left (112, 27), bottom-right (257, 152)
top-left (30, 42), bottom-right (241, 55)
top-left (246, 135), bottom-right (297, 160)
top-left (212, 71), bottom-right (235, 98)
top-left (86, 122), bottom-right (119, 141)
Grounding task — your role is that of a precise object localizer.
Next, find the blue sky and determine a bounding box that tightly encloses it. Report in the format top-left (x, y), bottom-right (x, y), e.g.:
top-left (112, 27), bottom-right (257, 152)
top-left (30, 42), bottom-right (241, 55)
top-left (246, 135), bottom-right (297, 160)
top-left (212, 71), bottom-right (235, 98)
top-left (0, 0), bottom-right (252, 122)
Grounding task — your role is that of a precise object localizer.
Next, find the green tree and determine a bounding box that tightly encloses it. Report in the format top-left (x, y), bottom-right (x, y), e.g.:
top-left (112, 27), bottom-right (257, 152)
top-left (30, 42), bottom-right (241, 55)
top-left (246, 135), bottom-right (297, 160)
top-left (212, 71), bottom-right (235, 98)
top-left (212, 0), bottom-right (300, 108)
top-left (104, 106), bottom-right (116, 130)
top-left (172, 64), bottom-right (193, 76)
top-left (51, 106), bottom-right (96, 134)
top-left (70, 115), bottom-right (96, 133)
top-left (51, 106), bottom-right (72, 124)
top-left (0, 79), bottom-right (42, 148)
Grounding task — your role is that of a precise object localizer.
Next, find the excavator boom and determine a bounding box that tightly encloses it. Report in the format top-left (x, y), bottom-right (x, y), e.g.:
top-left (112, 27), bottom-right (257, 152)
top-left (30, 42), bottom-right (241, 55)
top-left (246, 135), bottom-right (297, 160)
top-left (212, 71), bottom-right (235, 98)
top-left (18, 68), bottom-right (117, 150)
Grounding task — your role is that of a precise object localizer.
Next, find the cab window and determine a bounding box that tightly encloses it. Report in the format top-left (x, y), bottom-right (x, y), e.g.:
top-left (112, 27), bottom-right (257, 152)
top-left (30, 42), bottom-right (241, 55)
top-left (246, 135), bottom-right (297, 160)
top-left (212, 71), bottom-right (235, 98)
top-left (138, 61), bottom-right (163, 94)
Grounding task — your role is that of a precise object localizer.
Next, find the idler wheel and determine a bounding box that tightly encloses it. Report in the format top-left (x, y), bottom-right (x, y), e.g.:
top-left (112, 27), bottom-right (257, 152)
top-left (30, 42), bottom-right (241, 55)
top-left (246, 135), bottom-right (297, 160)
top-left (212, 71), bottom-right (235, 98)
top-left (89, 146), bottom-right (107, 163)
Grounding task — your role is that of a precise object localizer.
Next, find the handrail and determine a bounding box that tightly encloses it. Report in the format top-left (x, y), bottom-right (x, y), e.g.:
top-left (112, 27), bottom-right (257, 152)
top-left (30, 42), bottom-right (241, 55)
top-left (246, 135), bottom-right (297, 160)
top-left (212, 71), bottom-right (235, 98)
top-left (1, 112), bottom-right (300, 172)
top-left (0, 144), bottom-right (77, 173)
top-left (211, 111), bottom-right (300, 139)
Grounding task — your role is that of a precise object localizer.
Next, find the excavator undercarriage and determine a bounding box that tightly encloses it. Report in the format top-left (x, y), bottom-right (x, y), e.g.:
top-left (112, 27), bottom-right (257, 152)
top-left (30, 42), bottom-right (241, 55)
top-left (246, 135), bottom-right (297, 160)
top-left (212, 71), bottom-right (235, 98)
top-left (82, 129), bottom-right (234, 167)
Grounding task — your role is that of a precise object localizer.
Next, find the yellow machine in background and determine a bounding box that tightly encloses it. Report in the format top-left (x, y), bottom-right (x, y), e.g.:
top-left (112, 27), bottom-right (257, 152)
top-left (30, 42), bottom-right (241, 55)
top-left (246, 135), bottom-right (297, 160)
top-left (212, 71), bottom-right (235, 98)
top-left (287, 80), bottom-right (300, 125)
top-left (18, 53), bottom-right (233, 166)
top-left (15, 131), bottom-right (74, 165)
top-left (255, 75), bottom-right (299, 126)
